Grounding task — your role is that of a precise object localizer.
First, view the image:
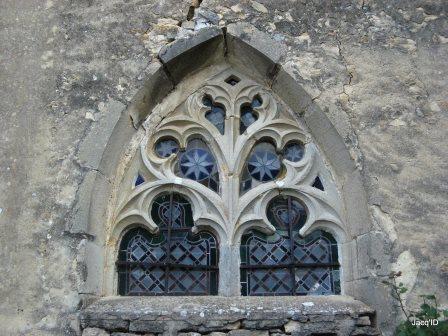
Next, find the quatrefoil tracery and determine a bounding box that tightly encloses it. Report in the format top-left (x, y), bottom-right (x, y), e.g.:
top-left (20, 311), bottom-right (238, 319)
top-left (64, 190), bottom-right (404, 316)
top-left (115, 73), bottom-right (344, 244)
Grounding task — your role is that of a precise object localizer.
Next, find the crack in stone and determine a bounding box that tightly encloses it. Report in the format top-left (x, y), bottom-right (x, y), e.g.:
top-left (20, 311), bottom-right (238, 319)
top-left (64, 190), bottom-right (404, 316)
top-left (335, 34), bottom-right (354, 102)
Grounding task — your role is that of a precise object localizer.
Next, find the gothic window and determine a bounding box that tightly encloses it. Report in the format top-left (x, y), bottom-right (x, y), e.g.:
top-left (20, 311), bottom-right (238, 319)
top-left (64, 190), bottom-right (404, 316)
top-left (117, 193), bottom-right (218, 295)
top-left (114, 70), bottom-right (344, 297)
top-left (240, 196), bottom-right (340, 296)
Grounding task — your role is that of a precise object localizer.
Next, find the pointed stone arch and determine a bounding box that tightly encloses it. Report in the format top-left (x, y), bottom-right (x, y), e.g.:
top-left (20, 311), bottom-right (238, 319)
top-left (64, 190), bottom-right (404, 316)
top-left (72, 23), bottom-right (386, 314)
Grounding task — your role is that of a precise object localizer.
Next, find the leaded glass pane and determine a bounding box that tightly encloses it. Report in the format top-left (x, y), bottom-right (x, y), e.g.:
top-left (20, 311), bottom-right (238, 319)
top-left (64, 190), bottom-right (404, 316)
top-left (178, 139), bottom-right (219, 192)
top-left (118, 193), bottom-right (219, 296)
top-left (151, 193), bottom-right (193, 229)
top-left (240, 96), bottom-right (262, 134)
top-left (295, 267), bottom-right (340, 295)
top-left (240, 196), bottom-right (340, 296)
top-left (155, 138), bottom-right (179, 158)
top-left (284, 142), bottom-right (305, 162)
top-left (204, 96), bottom-right (225, 134)
top-left (240, 142), bottom-right (281, 193)
top-left (266, 197), bottom-right (307, 230)
top-left (244, 268), bottom-right (292, 296)
top-left (135, 173), bottom-right (145, 187)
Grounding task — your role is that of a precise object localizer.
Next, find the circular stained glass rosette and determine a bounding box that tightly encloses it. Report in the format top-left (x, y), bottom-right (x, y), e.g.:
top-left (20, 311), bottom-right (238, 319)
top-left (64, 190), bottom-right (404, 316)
top-left (284, 143), bottom-right (304, 162)
top-left (155, 139), bottom-right (179, 158)
top-left (180, 148), bottom-right (215, 181)
top-left (247, 150), bottom-right (281, 182)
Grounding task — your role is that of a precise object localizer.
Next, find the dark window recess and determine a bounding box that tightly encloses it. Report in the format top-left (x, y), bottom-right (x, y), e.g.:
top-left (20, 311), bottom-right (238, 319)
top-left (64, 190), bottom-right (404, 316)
top-left (240, 95), bottom-right (262, 134)
top-left (117, 193), bottom-right (219, 296)
top-left (135, 174), bottom-right (145, 187)
top-left (225, 75), bottom-right (240, 86)
top-left (203, 96), bottom-right (226, 135)
top-left (312, 176), bottom-right (324, 191)
top-left (240, 196), bottom-right (340, 296)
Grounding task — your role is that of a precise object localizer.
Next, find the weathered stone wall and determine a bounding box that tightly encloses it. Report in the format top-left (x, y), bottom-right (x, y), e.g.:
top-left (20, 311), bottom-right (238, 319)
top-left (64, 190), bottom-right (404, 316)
top-left (0, 0), bottom-right (447, 335)
top-left (80, 296), bottom-right (379, 336)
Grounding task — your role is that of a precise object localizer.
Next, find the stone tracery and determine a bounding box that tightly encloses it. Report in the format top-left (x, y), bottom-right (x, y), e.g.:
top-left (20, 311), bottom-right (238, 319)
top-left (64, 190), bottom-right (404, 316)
top-left (114, 69), bottom-right (345, 295)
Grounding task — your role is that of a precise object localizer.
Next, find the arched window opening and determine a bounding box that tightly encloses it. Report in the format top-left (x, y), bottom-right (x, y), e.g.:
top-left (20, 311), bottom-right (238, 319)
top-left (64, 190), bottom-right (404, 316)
top-left (240, 95), bottom-right (262, 134)
top-left (203, 95), bottom-right (226, 135)
top-left (240, 195), bottom-right (340, 296)
top-left (154, 138), bottom-right (179, 158)
top-left (117, 193), bottom-right (219, 295)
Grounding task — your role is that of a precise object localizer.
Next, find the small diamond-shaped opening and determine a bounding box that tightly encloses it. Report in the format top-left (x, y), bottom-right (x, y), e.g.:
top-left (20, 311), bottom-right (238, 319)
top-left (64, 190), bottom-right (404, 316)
top-left (225, 75), bottom-right (240, 86)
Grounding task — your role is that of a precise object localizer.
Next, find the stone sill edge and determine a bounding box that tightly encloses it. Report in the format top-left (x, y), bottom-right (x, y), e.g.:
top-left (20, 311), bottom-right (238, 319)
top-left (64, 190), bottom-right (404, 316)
top-left (80, 295), bottom-right (375, 320)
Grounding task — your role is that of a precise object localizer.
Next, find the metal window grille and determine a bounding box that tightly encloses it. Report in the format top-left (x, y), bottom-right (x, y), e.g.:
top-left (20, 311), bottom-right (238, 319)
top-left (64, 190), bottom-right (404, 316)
top-left (117, 193), bottom-right (219, 295)
top-left (240, 196), bottom-right (340, 296)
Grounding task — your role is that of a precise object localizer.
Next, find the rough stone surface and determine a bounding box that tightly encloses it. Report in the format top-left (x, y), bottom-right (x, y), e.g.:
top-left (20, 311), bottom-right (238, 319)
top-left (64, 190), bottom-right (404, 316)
top-left (159, 26), bottom-right (224, 83)
top-left (0, 0), bottom-right (447, 335)
top-left (82, 328), bottom-right (109, 336)
top-left (80, 296), bottom-right (377, 335)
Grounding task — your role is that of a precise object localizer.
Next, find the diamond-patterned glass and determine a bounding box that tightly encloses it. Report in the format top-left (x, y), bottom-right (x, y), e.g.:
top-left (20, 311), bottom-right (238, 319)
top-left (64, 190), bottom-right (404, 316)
top-left (241, 195), bottom-right (340, 296)
top-left (118, 193), bottom-right (218, 296)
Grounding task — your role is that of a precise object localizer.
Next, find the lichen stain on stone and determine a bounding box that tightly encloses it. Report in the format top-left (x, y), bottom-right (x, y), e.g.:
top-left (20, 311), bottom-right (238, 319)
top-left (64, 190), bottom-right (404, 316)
top-left (392, 250), bottom-right (419, 303)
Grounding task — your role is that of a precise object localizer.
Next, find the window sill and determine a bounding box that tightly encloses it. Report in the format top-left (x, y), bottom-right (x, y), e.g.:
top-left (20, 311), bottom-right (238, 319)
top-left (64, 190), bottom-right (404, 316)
top-left (80, 295), bottom-right (379, 335)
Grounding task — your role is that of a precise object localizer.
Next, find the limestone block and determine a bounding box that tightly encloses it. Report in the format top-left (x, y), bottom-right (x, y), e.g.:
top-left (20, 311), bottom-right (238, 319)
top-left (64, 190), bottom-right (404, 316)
top-left (67, 170), bottom-right (100, 233)
top-left (271, 67), bottom-right (313, 115)
top-left (112, 333), bottom-right (154, 336)
top-left (356, 316), bottom-right (372, 326)
top-left (226, 22), bottom-right (287, 84)
top-left (356, 231), bottom-right (392, 279)
top-left (198, 320), bottom-right (241, 332)
top-left (77, 99), bottom-right (125, 171)
top-left (129, 320), bottom-right (165, 333)
top-left (228, 330), bottom-right (269, 336)
top-left (82, 328), bottom-right (109, 336)
top-left (351, 326), bottom-right (380, 335)
top-left (159, 26), bottom-right (224, 83)
top-left (242, 319), bottom-right (286, 330)
top-left (284, 321), bottom-right (302, 333)
top-left (128, 61), bottom-right (174, 127)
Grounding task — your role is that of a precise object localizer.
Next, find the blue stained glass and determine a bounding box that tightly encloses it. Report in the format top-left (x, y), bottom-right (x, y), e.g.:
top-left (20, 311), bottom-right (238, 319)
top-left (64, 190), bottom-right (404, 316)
top-left (252, 96), bottom-right (262, 107)
top-left (204, 97), bottom-right (225, 134)
top-left (247, 150), bottom-right (281, 182)
top-left (135, 174), bottom-right (145, 187)
top-left (240, 96), bottom-right (262, 134)
top-left (241, 106), bottom-right (257, 128)
top-left (155, 139), bottom-right (179, 158)
top-left (180, 148), bottom-right (215, 181)
top-left (284, 142), bottom-right (304, 162)
top-left (205, 107), bottom-right (225, 134)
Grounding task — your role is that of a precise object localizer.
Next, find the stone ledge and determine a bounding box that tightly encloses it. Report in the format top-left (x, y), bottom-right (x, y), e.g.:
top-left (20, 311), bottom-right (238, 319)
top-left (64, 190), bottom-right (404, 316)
top-left (80, 296), bottom-right (378, 336)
